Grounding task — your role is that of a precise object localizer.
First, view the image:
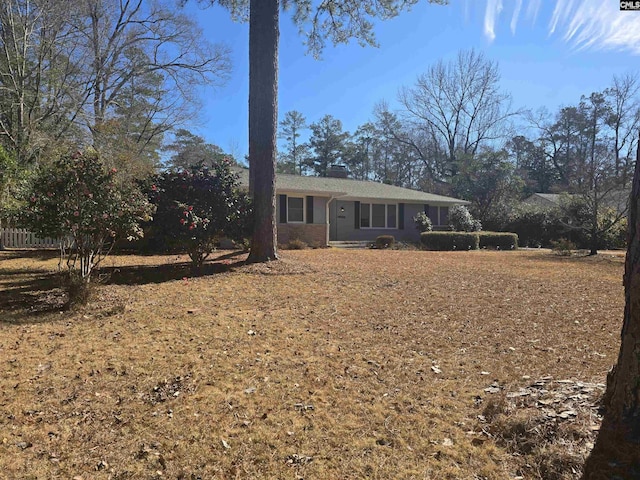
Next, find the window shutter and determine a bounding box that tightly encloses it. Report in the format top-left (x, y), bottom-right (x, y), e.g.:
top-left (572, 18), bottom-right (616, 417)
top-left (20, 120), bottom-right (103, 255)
top-left (354, 201), bottom-right (360, 229)
top-left (279, 194), bottom-right (287, 223)
top-left (398, 203), bottom-right (405, 230)
top-left (306, 196), bottom-right (314, 224)
top-left (424, 204), bottom-right (429, 213)
top-left (429, 205), bottom-right (439, 224)
top-left (440, 206), bottom-right (449, 226)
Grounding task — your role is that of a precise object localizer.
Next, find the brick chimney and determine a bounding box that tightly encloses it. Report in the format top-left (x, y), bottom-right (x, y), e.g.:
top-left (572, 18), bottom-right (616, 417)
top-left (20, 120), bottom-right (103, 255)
top-left (327, 164), bottom-right (348, 178)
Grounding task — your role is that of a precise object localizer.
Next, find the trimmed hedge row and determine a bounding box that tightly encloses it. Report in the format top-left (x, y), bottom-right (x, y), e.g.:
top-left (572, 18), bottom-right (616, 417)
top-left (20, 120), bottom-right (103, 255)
top-left (421, 232), bottom-right (518, 251)
top-left (420, 232), bottom-right (479, 251)
top-left (478, 232), bottom-right (518, 250)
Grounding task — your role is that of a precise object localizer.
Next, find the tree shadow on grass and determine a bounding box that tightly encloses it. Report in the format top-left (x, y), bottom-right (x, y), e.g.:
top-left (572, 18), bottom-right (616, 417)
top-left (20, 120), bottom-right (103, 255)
top-left (0, 249), bottom-right (59, 262)
top-left (101, 258), bottom-right (246, 286)
top-left (0, 250), bottom-right (248, 324)
top-left (101, 250), bottom-right (248, 286)
top-left (582, 416), bottom-right (640, 478)
top-left (0, 273), bottom-right (67, 324)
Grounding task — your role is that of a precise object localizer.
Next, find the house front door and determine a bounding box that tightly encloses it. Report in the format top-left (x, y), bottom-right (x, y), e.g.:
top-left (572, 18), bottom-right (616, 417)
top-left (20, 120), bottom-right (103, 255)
top-left (331, 200), bottom-right (354, 241)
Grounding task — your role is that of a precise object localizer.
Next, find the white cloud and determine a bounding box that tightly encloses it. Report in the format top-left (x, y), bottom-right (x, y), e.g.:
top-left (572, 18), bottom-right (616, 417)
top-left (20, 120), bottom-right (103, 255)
top-left (548, 0), bottom-right (576, 36)
top-left (484, 0), bottom-right (503, 42)
top-left (553, 1), bottom-right (640, 55)
top-left (462, 0), bottom-right (471, 24)
top-left (483, 0), bottom-right (640, 55)
top-left (510, 0), bottom-right (523, 34)
top-left (525, 0), bottom-right (541, 25)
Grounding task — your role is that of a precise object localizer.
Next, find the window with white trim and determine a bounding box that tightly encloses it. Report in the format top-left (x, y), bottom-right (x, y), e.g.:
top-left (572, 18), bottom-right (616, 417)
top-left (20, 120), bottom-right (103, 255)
top-left (287, 196), bottom-right (304, 223)
top-left (360, 203), bottom-right (397, 229)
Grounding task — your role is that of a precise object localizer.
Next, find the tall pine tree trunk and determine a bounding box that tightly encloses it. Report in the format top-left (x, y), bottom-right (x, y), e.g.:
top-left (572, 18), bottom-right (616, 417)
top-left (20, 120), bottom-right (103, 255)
top-left (582, 132), bottom-right (640, 478)
top-left (246, 0), bottom-right (279, 263)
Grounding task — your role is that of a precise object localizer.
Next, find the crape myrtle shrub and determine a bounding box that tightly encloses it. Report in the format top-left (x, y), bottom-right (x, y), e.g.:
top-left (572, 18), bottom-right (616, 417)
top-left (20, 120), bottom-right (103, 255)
top-left (142, 161), bottom-right (252, 268)
top-left (285, 239), bottom-right (308, 250)
top-left (25, 151), bottom-right (153, 306)
top-left (421, 232), bottom-right (479, 251)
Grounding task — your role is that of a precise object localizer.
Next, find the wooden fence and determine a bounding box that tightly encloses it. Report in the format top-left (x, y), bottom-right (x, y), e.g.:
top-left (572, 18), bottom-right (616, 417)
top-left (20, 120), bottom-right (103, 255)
top-left (0, 228), bottom-right (63, 249)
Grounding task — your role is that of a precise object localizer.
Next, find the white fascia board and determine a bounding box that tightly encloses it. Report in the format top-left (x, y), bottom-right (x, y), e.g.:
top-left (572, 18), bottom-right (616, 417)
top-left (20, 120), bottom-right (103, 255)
top-left (277, 189), bottom-right (348, 197)
top-left (338, 196), bottom-right (470, 205)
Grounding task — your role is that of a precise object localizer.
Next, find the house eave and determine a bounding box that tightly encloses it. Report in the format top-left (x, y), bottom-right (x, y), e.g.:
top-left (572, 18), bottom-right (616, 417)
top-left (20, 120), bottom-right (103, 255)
top-left (338, 196), bottom-right (470, 205)
top-left (277, 188), bottom-right (348, 197)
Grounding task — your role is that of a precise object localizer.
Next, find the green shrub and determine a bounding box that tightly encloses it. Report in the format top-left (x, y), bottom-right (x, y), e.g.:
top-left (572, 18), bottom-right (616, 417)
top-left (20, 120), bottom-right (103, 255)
top-left (598, 209), bottom-right (627, 250)
top-left (25, 151), bottom-right (153, 307)
top-left (413, 212), bottom-right (433, 233)
top-left (479, 232), bottom-right (518, 250)
top-left (145, 162), bottom-right (252, 268)
top-left (420, 232), bottom-right (479, 251)
top-left (555, 195), bottom-right (626, 250)
top-left (375, 235), bottom-right (395, 249)
top-left (450, 205), bottom-right (482, 232)
top-left (550, 238), bottom-right (576, 256)
top-left (505, 205), bottom-right (565, 248)
top-left (607, 216), bottom-right (627, 250)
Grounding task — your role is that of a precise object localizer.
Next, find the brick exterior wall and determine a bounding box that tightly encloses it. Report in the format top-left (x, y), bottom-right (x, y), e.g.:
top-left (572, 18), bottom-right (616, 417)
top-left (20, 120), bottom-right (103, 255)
top-left (277, 224), bottom-right (327, 247)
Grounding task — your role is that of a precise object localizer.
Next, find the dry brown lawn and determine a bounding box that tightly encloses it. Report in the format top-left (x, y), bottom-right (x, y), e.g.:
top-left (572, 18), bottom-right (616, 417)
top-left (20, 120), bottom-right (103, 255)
top-left (0, 248), bottom-right (625, 479)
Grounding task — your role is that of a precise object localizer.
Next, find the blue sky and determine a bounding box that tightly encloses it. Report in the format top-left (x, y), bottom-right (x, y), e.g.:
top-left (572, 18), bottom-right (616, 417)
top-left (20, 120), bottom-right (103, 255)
top-left (183, 0), bottom-right (640, 162)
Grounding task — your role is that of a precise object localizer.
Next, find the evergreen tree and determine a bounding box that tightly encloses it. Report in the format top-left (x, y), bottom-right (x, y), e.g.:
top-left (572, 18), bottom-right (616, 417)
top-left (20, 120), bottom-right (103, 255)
top-left (278, 110), bottom-right (310, 175)
top-left (164, 129), bottom-right (232, 170)
top-left (308, 115), bottom-right (350, 177)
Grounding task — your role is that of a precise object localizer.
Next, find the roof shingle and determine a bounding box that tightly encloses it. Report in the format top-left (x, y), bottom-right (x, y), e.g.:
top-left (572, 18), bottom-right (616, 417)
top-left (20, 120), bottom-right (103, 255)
top-left (235, 168), bottom-right (468, 205)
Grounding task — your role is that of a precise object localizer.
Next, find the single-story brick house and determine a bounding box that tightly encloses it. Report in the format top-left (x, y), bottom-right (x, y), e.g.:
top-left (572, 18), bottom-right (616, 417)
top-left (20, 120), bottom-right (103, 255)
top-left (236, 167), bottom-right (469, 246)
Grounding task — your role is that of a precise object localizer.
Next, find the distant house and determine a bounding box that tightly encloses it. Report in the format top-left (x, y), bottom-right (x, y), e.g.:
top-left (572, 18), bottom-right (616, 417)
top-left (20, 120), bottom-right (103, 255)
top-left (523, 191), bottom-right (629, 214)
top-left (235, 166), bottom-right (469, 246)
top-left (522, 193), bottom-right (566, 209)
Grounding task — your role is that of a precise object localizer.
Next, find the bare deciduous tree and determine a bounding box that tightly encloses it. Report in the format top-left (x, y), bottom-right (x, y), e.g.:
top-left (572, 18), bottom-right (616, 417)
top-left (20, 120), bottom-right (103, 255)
top-left (399, 49), bottom-right (516, 177)
top-left (0, 0), bottom-right (86, 164)
top-left (75, 0), bottom-right (231, 174)
top-left (606, 73), bottom-right (640, 185)
top-left (0, 0), bottom-right (231, 177)
top-left (371, 100), bottom-right (448, 192)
